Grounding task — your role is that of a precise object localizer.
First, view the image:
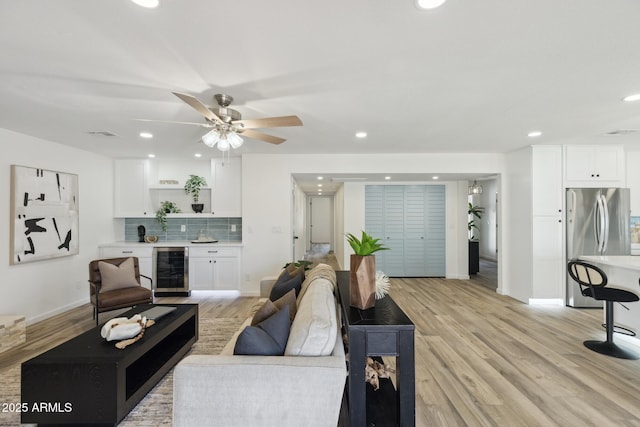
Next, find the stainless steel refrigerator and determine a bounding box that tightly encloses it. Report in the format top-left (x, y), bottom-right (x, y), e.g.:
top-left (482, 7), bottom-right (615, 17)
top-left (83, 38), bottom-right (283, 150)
top-left (566, 188), bottom-right (630, 307)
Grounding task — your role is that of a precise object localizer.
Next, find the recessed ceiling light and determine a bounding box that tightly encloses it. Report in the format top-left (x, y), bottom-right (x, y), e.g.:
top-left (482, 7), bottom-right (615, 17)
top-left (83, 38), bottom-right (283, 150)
top-left (317, 176), bottom-right (323, 180)
top-left (415, 0), bottom-right (447, 10)
top-left (355, 132), bottom-right (367, 138)
top-left (623, 93), bottom-right (640, 102)
top-left (131, 0), bottom-right (159, 8)
top-left (318, 184), bottom-right (323, 187)
top-left (148, 154), bottom-right (156, 158)
top-left (432, 176), bottom-right (439, 180)
top-left (528, 131), bottom-right (542, 138)
top-left (385, 176), bottom-right (391, 180)
top-left (139, 132), bottom-right (153, 139)
top-left (194, 153), bottom-right (202, 158)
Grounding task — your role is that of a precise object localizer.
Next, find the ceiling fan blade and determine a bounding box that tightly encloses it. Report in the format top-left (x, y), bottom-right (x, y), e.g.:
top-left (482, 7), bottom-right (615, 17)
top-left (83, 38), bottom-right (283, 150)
top-left (172, 92), bottom-right (223, 123)
top-left (240, 129), bottom-right (286, 144)
top-left (234, 115), bottom-right (303, 129)
top-left (134, 118), bottom-right (213, 128)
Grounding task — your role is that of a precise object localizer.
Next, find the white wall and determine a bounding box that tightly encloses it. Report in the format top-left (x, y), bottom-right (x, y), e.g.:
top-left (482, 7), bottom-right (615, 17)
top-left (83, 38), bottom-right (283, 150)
top-left (241, 152), bottom-right (505, 294)
top-left (477, 178), bottom-right (498, 261)
top-left (333, 184), bottom-right (345, 269)
top-left (0, 129), bottom-right (116, 324)
top-left (502, 147), bottom-right (533, 302)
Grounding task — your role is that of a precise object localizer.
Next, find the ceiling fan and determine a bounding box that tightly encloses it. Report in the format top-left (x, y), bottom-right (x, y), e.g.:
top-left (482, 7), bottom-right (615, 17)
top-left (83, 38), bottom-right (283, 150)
top-left (165, 92), bottom-right (303, 151)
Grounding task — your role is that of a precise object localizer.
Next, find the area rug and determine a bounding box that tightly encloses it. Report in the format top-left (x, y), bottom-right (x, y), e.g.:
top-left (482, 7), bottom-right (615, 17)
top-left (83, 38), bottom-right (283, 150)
top-left (0, 317), bottom-right (245, 427)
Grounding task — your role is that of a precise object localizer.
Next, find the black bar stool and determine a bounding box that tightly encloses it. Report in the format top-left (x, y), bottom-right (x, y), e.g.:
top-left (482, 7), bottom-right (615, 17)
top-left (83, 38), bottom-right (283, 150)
top-left (567, 260), bottom-right (639, 360)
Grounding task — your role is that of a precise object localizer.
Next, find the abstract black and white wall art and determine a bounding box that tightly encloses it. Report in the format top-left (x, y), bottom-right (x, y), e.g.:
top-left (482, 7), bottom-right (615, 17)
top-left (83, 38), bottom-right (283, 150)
top-left (10, 165), bottom-right (79, 264)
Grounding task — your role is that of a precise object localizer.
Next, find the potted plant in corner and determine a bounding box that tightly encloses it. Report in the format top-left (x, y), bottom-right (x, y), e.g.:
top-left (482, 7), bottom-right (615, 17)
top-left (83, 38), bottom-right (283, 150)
top-left (346, 231), bottom-right (388, 309)
top-left (156, 201), bottom-right (181, 232)
top-left (184, 175), bottom-right (207, 213)
top-left (468, 202), bottom-right (484, 274)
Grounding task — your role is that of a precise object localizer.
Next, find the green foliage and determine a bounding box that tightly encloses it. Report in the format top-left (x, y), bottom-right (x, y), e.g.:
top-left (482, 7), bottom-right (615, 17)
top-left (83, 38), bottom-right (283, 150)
top-left (345, 231), bottom-right (389, 256)
top-left (468, 202), bottom-right (484, 241)
top-left (155, 201), bottom-right (181, 231)
top-left (283, 260), bottom-right (313, 270)
top-left (184, 175), bottom-right (208, 203)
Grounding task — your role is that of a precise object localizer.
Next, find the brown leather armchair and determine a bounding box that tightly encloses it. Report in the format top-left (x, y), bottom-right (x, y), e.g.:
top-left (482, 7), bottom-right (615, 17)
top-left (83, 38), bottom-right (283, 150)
top-left (89, 257), bottom-right (153, 325)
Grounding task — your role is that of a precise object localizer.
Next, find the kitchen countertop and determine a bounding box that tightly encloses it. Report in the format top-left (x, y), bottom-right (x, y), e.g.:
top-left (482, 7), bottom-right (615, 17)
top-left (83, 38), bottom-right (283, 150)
top-left (99, 241), bottom-right (243, 248)
top-left (578, 255), bottom-right (640, 272)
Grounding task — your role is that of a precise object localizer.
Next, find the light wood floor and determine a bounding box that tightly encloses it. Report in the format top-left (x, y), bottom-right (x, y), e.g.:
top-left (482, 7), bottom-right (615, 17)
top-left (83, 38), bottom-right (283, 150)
top-left (3, 278), bottom-right (640, 426)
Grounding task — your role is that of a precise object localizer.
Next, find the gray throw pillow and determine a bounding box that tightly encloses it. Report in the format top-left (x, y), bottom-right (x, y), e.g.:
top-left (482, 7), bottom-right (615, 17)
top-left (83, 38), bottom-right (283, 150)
top-left (234, 306), bottom-right (291, 356)
top-left (269, 273), bottom-right (302, 301)
top-left (98, 258), bottom-right (139, 293)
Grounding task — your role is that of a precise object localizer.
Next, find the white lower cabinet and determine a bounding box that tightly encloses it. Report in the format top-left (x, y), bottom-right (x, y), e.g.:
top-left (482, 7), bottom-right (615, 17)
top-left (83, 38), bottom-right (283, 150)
top-left (99, 246), bottom-right (154, 289)
top-left (188, 246), bottom-right (240, 290)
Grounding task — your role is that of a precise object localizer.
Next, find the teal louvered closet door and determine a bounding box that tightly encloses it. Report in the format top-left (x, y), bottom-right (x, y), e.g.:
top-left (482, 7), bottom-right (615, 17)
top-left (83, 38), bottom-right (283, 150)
top-left (365, 185), bottom-right (445, 277)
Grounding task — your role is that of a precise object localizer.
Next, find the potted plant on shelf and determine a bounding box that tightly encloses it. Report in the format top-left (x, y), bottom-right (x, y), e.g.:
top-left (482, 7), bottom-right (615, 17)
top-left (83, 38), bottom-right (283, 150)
top-left (184, 175), bottom-right (207, 213)
top-left (346, 231), bottom-right (389, 309)
top-left (156, 201), bottom-right (181, 232)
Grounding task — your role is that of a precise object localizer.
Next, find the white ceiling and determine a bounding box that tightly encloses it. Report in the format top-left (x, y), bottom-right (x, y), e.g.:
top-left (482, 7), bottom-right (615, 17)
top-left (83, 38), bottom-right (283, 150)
top-left (2, 1), bottom-right (640, 170)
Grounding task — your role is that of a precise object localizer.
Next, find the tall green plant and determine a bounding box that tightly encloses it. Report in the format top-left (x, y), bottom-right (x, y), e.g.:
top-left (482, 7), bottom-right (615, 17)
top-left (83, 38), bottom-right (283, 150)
top-left (346, 231), bottom-right (389, 256)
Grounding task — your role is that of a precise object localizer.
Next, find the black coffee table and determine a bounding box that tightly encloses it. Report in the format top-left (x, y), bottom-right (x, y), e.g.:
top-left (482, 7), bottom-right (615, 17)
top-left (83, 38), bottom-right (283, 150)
top-left (21, 303), bottom-right (198, 426)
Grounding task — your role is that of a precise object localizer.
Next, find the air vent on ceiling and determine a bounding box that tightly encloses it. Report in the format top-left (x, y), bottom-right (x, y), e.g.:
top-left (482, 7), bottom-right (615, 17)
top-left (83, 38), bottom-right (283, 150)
top-left (88, 131), bottom-right (119, 137)
top-left (605, 129), bottom-right (639, 136)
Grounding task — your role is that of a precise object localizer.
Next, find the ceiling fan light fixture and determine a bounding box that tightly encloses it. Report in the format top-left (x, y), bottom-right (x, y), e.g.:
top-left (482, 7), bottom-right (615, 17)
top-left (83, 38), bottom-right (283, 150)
top-left (202, 129), bottom-right (219, 148)
top-left (227, 132), bottom-right (244, 149)
top-left (415, 0), bottom-right (447, 10)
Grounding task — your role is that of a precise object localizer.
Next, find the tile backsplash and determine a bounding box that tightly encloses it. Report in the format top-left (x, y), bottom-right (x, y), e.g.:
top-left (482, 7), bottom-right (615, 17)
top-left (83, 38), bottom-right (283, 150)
top-left (125, 217), bottom-right (242, 242)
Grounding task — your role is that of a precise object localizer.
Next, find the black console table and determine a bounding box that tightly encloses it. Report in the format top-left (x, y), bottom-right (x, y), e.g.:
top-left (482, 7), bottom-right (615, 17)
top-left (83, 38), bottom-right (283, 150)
top-left (21, 303), bottom-right (198, 426)
top-left (337, 270), bottom-right (415, 427)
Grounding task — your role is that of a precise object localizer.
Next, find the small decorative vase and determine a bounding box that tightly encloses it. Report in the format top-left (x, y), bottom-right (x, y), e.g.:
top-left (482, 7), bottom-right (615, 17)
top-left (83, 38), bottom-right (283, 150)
top-left (350, 255), bottom-right (376, 309)
top-left (191, 203), bottom-right (204, 213)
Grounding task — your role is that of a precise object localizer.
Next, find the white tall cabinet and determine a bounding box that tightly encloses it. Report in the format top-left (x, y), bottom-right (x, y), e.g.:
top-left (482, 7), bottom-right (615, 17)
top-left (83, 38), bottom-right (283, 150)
top-left (532, 146), bottom-right (564, 301)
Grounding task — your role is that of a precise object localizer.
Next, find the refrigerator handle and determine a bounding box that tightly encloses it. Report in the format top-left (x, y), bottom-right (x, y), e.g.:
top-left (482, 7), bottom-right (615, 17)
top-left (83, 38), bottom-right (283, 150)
top-left (594, 195), bottom-right (603, 253)
top-left (602, 194), bottom-right (610, 253)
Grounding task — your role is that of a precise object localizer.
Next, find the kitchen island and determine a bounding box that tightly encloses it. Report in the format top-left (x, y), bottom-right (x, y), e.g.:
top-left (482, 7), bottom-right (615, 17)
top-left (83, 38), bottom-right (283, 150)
top-left (577, 255), bottom-right (640, 346)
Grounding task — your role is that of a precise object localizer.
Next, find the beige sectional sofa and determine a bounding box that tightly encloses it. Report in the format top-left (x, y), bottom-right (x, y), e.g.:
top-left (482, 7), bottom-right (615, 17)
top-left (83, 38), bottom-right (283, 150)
top-left (173, 264), bottom-right (347, 427)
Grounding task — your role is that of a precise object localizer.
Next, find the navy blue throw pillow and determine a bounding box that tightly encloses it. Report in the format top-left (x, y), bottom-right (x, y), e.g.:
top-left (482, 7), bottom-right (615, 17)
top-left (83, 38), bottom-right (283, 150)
top-left (269, 272), bottom-right (302, 301)
top-left (233, 306), bottom-right (291, 356)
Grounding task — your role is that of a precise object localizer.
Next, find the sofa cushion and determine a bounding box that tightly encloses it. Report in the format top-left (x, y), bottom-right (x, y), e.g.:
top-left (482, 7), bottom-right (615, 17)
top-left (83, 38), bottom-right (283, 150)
top-left (274, 289), bottom-right (297, 323)
top-left (296, 264), bottom-right (336, 304)
top-left (234, 306), bottom-right (291, 356)
top-left (285, 279), bottom-right (337, 356)
top-left (269, 272), bottom-right (302, 301)
top-left (98, 258), bottom-right (140, 293)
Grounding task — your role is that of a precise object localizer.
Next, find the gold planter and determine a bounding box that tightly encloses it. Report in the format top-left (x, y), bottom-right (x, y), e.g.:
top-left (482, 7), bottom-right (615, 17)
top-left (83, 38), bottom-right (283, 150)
top-left (350, 255), bottom-right (376, 309)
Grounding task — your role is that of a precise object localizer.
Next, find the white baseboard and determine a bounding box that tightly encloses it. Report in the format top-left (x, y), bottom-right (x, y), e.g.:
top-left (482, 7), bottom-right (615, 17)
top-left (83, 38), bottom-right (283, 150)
top-left (27, 298), bottom-right (87, 326)
top-left (528, 298), bottom-right (564, 306)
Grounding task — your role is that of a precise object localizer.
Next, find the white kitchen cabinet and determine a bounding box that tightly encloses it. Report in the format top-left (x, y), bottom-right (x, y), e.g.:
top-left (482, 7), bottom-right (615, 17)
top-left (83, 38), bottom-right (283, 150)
top-left (189, 246), bottom-right (240, 290)
top-left (564, 145), bottom-right (625, 186)
top-left (532, 146), bottom-right (564, 300)
top-left (531, 215), bottom-right (563, 299)
top-left (211, 158), bottom-right (242, 217)
top-left (99, 245), bottom-right (154, 289)
top-left (532, 146), bottom-right (563, 216)
top-left (114, 159), bottom-right (157, 217)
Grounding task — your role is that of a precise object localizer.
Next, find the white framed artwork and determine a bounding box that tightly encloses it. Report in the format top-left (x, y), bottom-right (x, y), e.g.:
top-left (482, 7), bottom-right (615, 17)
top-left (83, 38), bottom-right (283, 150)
top-left (10, 165), bottom-right (79, 264)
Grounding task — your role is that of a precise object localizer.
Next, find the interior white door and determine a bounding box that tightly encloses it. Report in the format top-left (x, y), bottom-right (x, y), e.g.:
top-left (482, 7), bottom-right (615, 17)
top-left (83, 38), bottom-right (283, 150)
top-left (310, 196), bottom-right (333, 247)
